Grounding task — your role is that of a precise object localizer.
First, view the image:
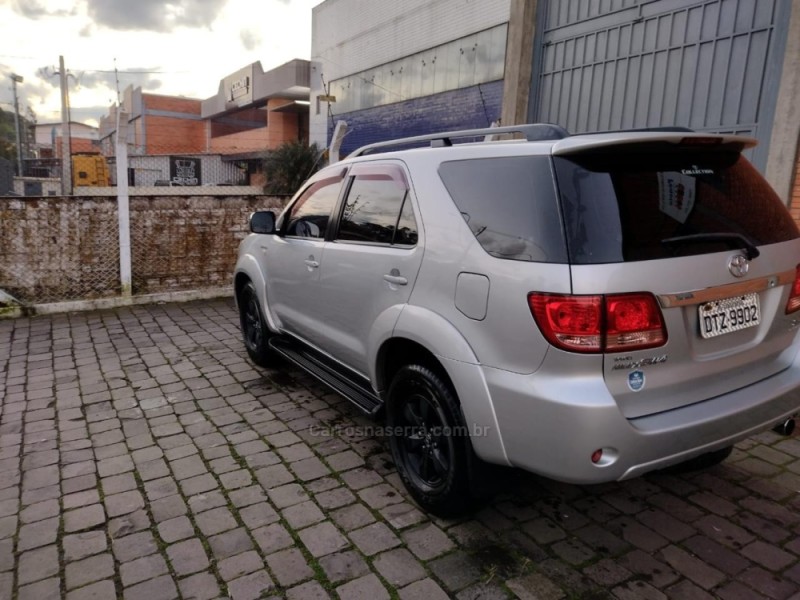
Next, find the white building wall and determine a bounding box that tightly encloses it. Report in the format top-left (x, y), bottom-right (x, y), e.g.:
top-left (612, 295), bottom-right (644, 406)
top-left (310, 0), bottom-right (510, 148)
top-left (34, 123), bottom-right (99, 146)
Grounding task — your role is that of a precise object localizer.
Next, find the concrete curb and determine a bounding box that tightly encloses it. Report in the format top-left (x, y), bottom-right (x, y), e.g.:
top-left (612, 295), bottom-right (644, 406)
top-left (0, 286), bottom-right (232, 319)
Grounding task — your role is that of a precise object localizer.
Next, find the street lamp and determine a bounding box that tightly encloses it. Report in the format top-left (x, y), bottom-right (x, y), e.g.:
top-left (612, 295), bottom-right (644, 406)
top-left (11, 74), bottom-right (23, 176)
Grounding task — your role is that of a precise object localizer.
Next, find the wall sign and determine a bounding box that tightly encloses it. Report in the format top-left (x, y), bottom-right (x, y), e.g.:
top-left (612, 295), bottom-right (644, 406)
top-left (229, 76), bottom-right (250, 101)
top-left (170, 156), bottom-right (201, 186)
top-left (223, 65), bottom-right (256, 108)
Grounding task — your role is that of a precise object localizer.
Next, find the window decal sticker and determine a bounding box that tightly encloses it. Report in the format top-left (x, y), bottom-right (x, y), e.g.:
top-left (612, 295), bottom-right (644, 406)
top-left (657, 172), bottom-right (696, 224)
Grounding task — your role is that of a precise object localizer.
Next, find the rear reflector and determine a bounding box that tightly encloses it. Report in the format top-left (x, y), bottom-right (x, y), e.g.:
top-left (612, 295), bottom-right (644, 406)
top-left (528, 292), bottom-right (667, 354)
top-left (786, 265), bottom-right (800, 314)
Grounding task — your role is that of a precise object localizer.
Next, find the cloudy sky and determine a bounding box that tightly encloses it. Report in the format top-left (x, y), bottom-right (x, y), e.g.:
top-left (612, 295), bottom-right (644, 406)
top-left (0, 0), bottom-right (320, 126)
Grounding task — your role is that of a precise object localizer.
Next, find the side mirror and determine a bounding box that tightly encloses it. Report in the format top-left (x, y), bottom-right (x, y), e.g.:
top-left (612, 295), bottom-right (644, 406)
top-left (250, 211), bottom-right (276, 234)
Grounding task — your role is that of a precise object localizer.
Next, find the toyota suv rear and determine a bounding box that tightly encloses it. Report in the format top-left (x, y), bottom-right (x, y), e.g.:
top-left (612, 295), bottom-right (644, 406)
top-left (235, 124), bottom-right (800, 515)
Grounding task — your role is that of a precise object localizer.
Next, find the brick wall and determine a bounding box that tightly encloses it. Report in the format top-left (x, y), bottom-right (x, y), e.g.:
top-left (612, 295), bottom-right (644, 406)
top-left (144, 94), bottom-right (202, 115)
top-left (0, 195), bottom-right (288, 305)
top-left (0, 197), bottom-right (121, 303)
top-left (145, 115), bottom-right (207, 154)
top-left (327, 80), bottom-right (504, 156)
top-left (208, 99), bottom-right (301, 154)
top-left (54, 137), bottom-right (99, 157)
top-left (142, 93), bottom-right (206, 154)
top-left (129, 195), bottom-right (286, 294)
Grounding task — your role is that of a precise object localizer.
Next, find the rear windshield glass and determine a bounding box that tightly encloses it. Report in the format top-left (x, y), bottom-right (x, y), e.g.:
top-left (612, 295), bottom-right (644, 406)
top-left (438, 156), bottom-right (567, 263)
top-left (554, 151), bottom-right (799, 264)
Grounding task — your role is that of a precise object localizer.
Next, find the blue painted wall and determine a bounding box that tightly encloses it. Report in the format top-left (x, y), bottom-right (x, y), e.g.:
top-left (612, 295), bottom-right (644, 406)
top-left (327, 80), bottom-right (504, 156)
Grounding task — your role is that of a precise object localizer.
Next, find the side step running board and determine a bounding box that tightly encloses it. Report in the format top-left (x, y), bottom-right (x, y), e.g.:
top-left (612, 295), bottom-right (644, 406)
top-left (269, 337), bottom-right (382, 416)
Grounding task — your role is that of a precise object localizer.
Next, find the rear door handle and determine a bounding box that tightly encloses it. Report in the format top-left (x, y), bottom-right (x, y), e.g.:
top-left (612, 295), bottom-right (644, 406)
top-left (383, 274), bottom-right (408, 286)
top-left (304, 259), bottom-right (319, 268)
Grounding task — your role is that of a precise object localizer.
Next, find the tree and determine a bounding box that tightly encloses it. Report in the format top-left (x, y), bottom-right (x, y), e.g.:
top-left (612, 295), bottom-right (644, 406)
top-left (263, 141), bottom-right (325, 195)
top-left (0, 106), bottom-right (37, 164)
top-left (24, 106), bottom-right (37, 159)
top-left (0, 108), bottom-right (16, 161)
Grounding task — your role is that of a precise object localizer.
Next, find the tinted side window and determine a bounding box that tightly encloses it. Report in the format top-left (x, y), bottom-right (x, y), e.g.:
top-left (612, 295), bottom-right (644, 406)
top-left (438, 157), bottom-right (567, 263)
top-left (395, 195), bottom-right (418, 245)
top-left (285, 176), bottom-right (343, 239)
top-left (337, 165), bottom-right (417, 245)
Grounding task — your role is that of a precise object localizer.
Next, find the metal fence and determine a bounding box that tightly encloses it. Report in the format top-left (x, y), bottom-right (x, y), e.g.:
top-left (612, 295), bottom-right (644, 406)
top-left (0, 197), bottom-right (120, 304)
top-left (10, 146), bottom-right (267, 198)
top-left (0, 194), bottom-right (287, 308)
top-left (0, 128), bottom-right (295, 312)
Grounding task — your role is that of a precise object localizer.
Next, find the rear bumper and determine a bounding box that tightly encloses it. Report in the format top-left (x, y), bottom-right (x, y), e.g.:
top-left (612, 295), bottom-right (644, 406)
top-left (479, 347), bottom-right (800, 484)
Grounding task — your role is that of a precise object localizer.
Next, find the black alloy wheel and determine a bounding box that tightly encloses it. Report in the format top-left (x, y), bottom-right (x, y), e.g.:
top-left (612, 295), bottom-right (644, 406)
top-left (397, 384), bottom-right (452, 491)
top-left (387, 364), bottom-right (473, 516)
top-left (238, 281), bottom-right (272, 367)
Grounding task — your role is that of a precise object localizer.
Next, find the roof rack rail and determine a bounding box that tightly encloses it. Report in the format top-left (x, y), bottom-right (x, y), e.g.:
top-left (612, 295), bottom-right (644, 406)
top-left (350, 123), bottom-right (570, 157)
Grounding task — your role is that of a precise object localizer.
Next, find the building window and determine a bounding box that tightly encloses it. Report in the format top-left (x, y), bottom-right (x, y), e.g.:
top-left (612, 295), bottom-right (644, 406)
top-left (329, 23), bottom-right (507, 114)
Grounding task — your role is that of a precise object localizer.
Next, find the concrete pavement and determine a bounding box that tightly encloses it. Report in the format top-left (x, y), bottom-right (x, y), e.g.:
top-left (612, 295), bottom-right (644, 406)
top-left (1, 299), bottom-right (799, 599)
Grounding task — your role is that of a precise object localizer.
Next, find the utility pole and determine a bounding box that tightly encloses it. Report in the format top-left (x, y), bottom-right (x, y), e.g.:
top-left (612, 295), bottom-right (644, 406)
top-left (115, 111), bottom-right (131, 297)
top-left (57, 55), bottom-right (72, 195)
top-left (11, 74), bottom-right (23, 176)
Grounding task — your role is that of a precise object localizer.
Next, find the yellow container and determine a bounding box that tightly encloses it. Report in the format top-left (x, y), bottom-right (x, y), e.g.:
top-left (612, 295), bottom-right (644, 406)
top-left (72, 154), bottom-right (110, 187)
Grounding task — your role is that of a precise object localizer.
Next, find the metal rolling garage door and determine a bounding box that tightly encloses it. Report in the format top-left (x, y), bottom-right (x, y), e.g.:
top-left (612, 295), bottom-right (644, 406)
top-left (529, 0), bottom-right (791, 170)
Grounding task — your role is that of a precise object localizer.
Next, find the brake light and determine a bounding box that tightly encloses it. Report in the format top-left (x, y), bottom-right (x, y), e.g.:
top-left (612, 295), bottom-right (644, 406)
top-left (786, 265), bottom-right (800, 314)
top-left (528, 292), bottom-right (667, 353)
top-left (528, 294), bottom-right (602, 352)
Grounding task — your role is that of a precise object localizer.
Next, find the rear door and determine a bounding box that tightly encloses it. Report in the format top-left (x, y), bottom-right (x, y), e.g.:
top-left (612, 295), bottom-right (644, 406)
top-left (314, 161), bottom-right (423, 376)
top-left (553, 140), bottom-right (800, 419)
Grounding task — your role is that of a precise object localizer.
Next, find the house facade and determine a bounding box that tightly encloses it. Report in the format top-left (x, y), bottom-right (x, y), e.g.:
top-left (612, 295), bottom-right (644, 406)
top-left (97, 59), bottom-right (310, 187)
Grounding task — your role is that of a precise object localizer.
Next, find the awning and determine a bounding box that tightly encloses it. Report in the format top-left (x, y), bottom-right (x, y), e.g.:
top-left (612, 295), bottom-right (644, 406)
top-left (269, 101), bottom-right (311, 114)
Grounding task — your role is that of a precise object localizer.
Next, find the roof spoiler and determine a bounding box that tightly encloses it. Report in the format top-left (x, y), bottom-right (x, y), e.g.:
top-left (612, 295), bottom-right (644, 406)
top-left (552, 132), bottom-right (758, 155)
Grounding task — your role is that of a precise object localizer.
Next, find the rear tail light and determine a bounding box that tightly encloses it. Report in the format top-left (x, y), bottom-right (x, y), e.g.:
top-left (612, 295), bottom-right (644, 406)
top-left (528, 292), bottom-right (667, 353)
top-left (786, 265), bottom-right (800, 314)
top-left (528, 294), bottom-right (602, 352)
top-left (605, 293), bottom-right (667, 351)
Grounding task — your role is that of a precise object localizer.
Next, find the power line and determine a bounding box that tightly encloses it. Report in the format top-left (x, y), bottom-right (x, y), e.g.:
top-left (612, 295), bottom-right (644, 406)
top-left (1, 56), bottom-right (190, 75)
top-left (79, 69), bottom-right (191, 74)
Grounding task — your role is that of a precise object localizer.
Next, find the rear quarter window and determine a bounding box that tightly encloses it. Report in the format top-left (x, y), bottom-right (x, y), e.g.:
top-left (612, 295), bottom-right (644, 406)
top-left (437, 156), bottom-right (567, 263)
top-left (554, 151), bottom-right (799, 264)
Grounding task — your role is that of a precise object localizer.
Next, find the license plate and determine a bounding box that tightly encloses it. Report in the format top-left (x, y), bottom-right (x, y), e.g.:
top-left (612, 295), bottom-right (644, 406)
top-left (698, 293), bottom-right (760, 339)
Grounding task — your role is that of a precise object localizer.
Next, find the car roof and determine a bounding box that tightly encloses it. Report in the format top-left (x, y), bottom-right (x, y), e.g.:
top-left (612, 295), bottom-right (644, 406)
top-left (344, 124), bottom-right (757, 163)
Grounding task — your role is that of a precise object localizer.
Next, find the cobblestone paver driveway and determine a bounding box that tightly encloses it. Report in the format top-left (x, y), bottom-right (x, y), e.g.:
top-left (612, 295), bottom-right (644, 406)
top-left (1, 300), bottom-right (800, 600)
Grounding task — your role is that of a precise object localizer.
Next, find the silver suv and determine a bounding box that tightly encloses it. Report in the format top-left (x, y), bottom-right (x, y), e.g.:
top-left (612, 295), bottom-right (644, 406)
top-left (235, 124), bottom-right (800, 515)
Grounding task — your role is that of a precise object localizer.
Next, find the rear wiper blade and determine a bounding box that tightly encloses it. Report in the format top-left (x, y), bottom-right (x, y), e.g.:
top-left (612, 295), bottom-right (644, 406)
top-left (661, 233), bottom-right (760, 260)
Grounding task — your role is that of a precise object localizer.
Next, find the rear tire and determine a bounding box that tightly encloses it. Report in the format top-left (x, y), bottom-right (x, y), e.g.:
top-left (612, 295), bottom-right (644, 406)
top-left (238, 281), bottom-right (273, 368)
top-left (386, 364), bottom-right (476, 517)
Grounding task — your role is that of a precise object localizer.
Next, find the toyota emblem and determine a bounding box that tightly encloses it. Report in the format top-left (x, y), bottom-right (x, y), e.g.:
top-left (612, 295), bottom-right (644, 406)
top-left (728, 254), bottom-right (749, 278)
